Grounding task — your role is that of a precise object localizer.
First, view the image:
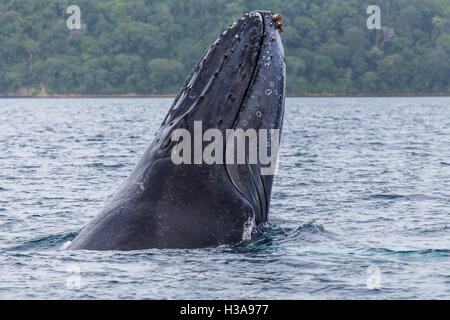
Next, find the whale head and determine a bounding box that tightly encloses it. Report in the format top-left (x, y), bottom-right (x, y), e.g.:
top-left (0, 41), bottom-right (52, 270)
top-left (152, 10), bottom-right (286, 225)
top-left (69, 10), bottom-right (286, 250)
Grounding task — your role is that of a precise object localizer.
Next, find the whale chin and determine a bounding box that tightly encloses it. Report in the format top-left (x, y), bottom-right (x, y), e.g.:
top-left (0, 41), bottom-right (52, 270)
top-left (69, 10), bottom-right (286, 250)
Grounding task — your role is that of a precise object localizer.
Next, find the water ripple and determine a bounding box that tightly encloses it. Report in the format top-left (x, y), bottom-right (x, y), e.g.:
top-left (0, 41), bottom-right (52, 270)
top-left (0, 97), bottom-right (448, 299)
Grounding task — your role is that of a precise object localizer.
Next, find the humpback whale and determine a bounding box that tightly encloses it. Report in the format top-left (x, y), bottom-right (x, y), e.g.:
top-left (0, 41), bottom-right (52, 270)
top-left (69, 10), bottom-right (286, 250)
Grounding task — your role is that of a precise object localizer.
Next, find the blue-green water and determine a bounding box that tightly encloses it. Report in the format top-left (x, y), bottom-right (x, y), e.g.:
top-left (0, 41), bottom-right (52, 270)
top-left (0, 97), bottom-right (448, 299)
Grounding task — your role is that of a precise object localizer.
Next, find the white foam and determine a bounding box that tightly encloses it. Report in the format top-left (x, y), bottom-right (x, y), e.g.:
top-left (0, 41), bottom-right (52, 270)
top-left (60, 241), bottom-right (72, 250)
top-left (242, 215), bottom-right (255, 241)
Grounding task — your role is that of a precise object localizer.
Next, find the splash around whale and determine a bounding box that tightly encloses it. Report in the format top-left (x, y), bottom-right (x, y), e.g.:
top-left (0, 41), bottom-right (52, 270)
top-left (68, 10), bottom-right (286, 250)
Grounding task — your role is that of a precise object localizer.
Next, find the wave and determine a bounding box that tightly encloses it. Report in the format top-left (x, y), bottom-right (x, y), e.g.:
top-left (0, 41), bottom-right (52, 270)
top-left (367, 194), bottom-right (406, 200)
top-left (237, 220), bottom-right (332, 251)
top-left (5, 232), bottom-right (78, 252)
top-left (365, 247), bottom-right (449, 257)
top-left (86, 162), bottom-right (125, 169)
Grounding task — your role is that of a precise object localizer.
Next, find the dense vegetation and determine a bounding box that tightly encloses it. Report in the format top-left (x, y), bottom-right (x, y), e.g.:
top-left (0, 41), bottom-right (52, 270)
top-left (1, 0), bottom-right (449, 95)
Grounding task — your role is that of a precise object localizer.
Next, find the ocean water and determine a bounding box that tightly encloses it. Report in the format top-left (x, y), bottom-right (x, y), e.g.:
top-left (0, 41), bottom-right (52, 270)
top-left (0, 97), bottom-right (448, 300)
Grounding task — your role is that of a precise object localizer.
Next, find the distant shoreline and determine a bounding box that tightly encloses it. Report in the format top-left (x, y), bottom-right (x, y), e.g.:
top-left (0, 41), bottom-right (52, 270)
top-left (1, 93), bottom-right (449, 98)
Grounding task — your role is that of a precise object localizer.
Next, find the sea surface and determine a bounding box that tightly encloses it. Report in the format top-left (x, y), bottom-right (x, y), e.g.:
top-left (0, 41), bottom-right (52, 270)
top-left (0, 97), bottom-right (448, 299)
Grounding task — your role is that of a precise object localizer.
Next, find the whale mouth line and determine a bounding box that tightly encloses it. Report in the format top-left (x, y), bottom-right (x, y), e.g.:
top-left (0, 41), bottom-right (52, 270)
top-left (224, 12), bottom-right (268, 220)
top-left (229, 12), bottom-right (266, 133)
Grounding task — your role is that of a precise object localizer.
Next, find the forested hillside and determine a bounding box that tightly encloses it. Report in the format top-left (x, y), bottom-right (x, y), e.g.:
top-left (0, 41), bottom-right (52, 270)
top-left (1, 0), bottom-right (449, 95)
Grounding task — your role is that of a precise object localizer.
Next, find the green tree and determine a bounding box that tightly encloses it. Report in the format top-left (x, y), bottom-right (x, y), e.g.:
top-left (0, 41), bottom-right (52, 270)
top-left (147, 58), bottom-right (184, 94)
top-left (0, 0), bottom-right (449, 95)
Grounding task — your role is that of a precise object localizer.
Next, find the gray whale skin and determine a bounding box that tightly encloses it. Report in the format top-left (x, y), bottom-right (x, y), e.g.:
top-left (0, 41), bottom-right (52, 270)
top-left (69, 10), bottom-right (286, 250)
